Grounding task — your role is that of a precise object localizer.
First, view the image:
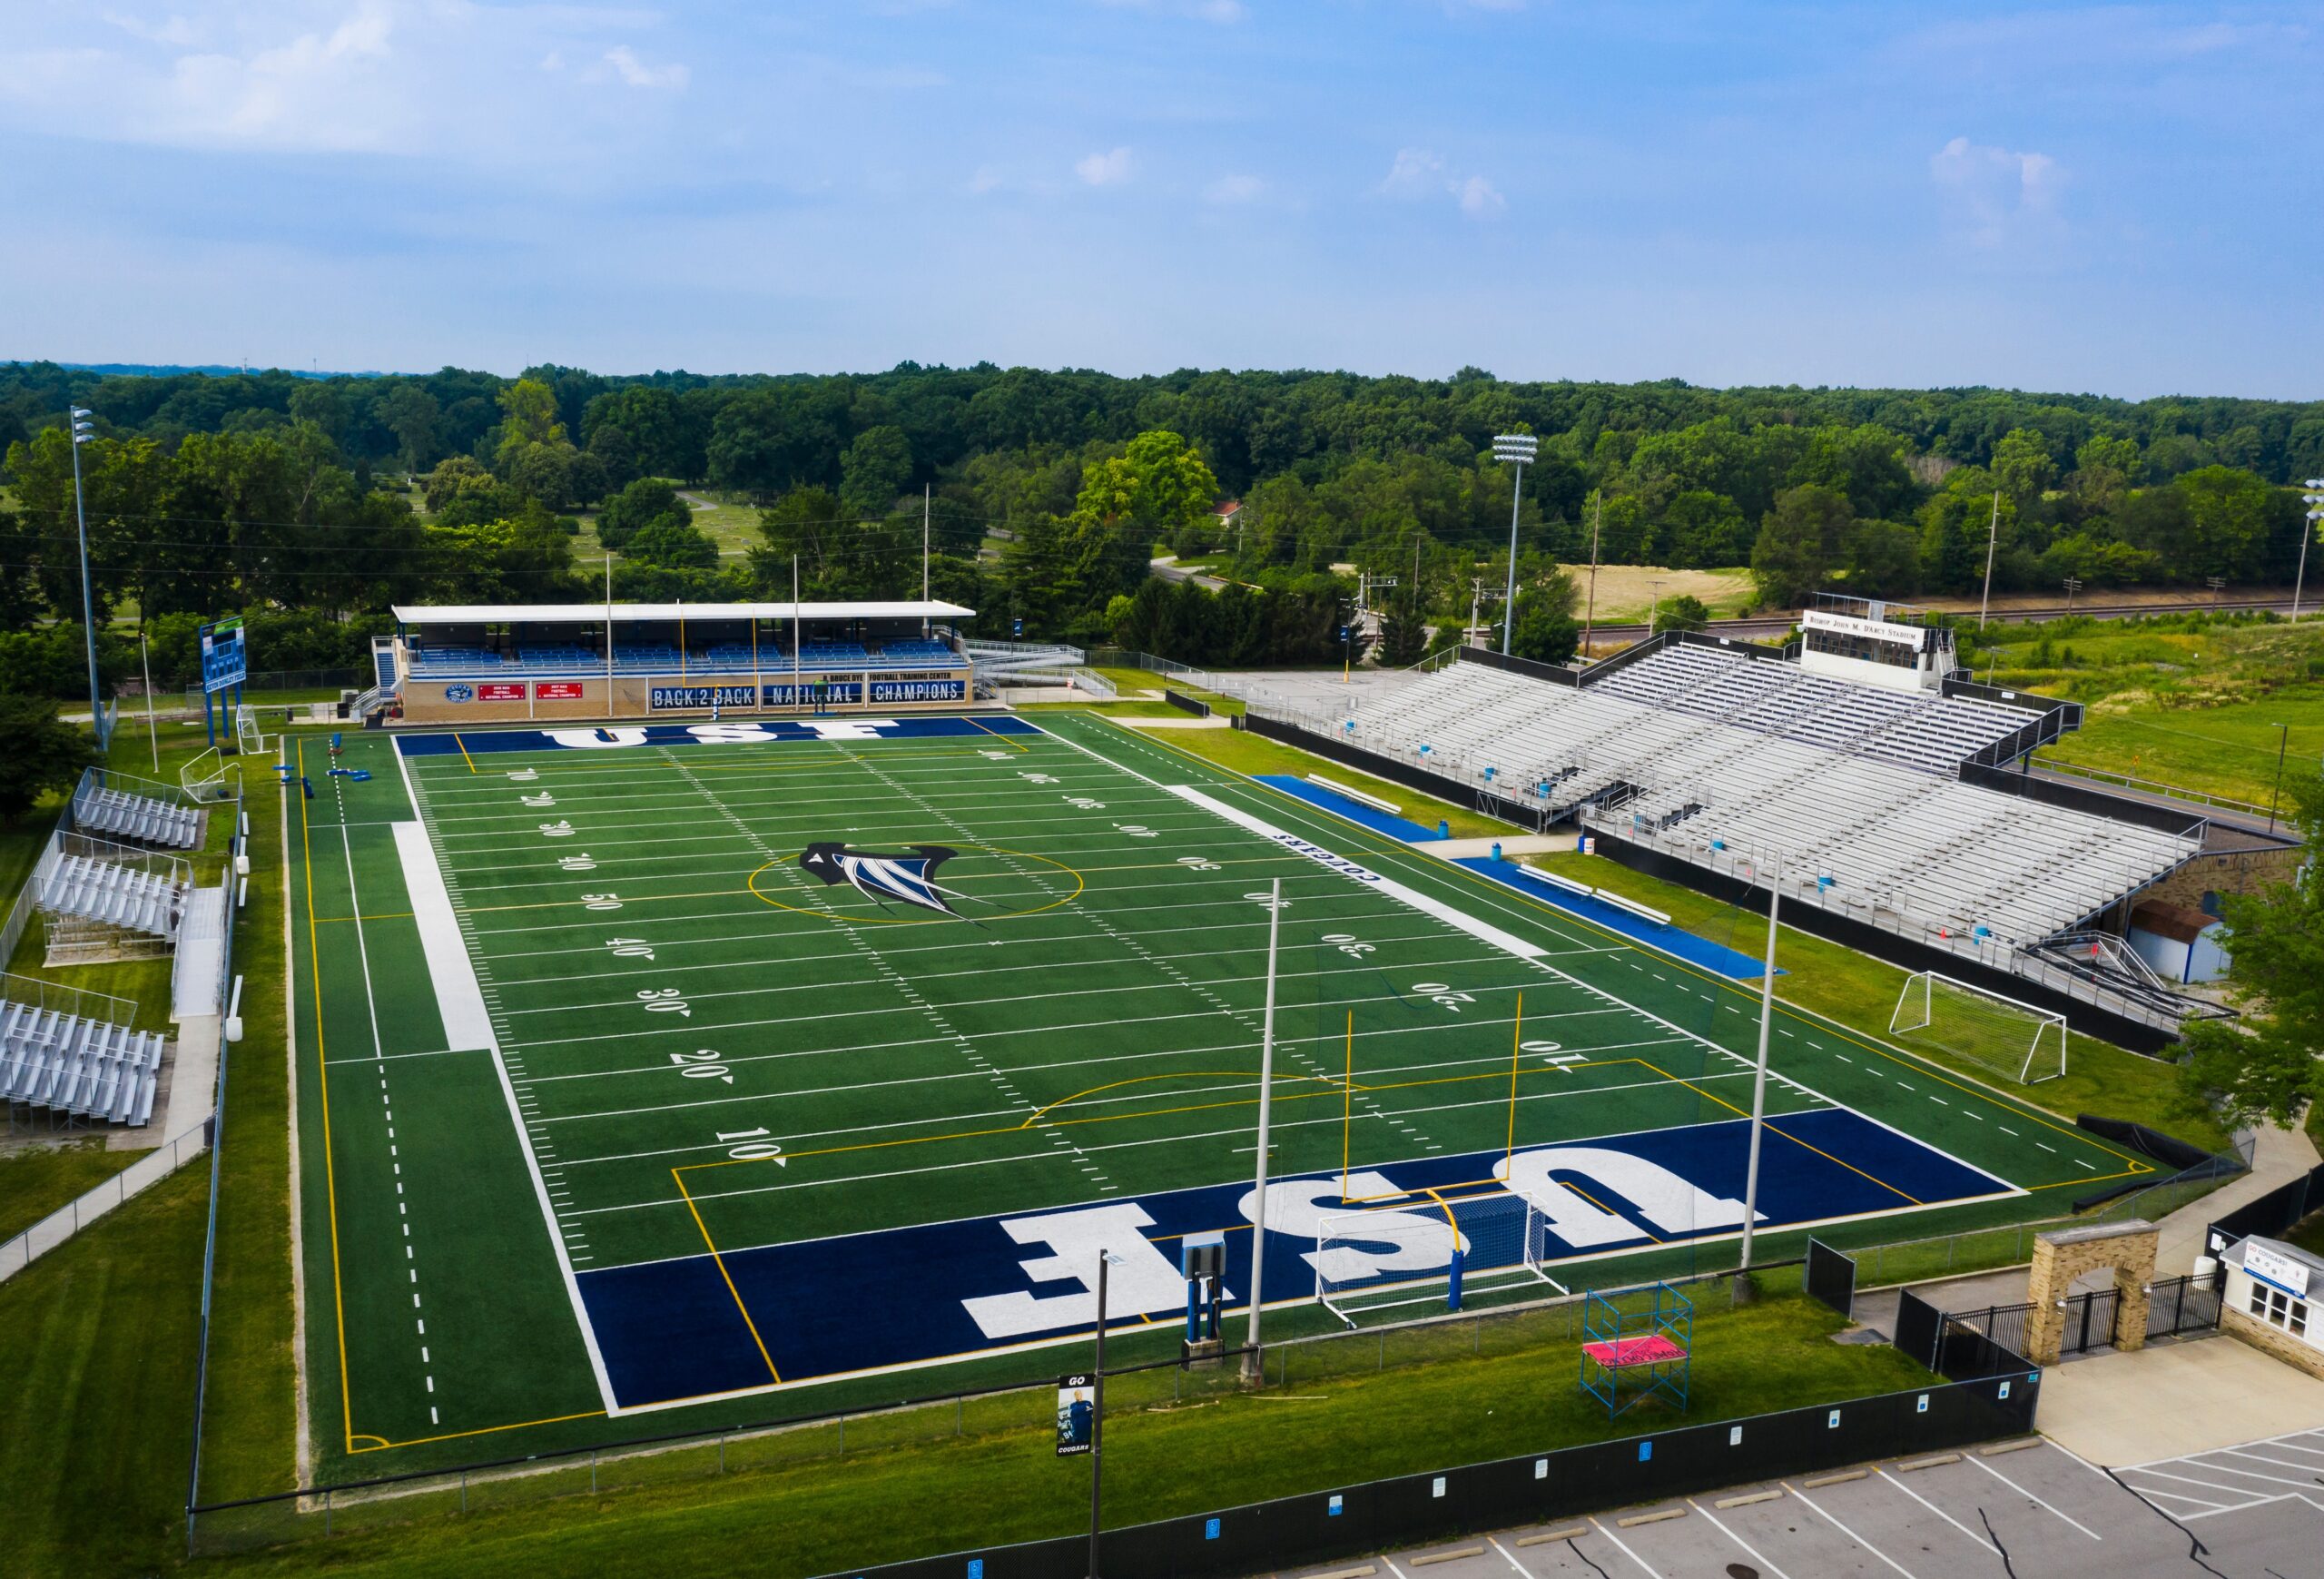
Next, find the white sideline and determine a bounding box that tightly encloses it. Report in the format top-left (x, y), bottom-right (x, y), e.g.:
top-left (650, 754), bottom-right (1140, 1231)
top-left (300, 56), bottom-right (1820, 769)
top-left (391, 820), bottom-right (497, 1054)
top-left (1165, 785), bottom-right (1547, 963)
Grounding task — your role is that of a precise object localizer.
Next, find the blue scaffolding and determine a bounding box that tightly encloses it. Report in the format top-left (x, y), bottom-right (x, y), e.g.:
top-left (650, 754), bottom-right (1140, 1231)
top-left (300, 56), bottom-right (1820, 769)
top-left (1579, 1282), bottom-right (1693, 1419)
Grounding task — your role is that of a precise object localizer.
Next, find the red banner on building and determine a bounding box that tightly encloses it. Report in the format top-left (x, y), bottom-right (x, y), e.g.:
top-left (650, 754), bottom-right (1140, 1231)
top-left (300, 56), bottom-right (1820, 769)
top-left (535, 681), bottom-right (586, 700)
top-left (476, 682), bottom-right (527, 701)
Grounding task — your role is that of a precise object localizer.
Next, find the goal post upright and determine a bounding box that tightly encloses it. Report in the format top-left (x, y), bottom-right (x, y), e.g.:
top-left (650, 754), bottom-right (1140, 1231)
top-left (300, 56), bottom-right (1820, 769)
top-left (1889, 968), bottom-right (2069, 1086)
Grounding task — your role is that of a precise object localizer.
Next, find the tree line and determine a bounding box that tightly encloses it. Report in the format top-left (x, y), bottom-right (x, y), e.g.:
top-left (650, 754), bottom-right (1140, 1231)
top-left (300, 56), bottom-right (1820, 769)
top-left (0, 359), bottom-right (2317, 686)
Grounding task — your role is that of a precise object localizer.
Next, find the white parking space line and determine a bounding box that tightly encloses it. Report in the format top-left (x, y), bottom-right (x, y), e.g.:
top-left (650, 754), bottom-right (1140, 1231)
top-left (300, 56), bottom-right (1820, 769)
top-left (2221, 1446), bottom-right (2324, 1476)
top-left (1781, 1483), bottom-right (1917, 1578)
top-left (2176, 1454), bottom-right (2324, 1490)
top-left (2126, 1466), bottom-right (2287, 1504)
top-left (1685, 1499), bottom-right (1794, 1579)
top-left (1966, 1455), bottom-right (2102, 1540)
top-left (1874, 1467), bottom-right (2001, 1552)
top-left (1485, 1535), bottom-right (1532, 1574)
top-left (2184, 1492), bottom-right (2324, 1523)
top-left (1584, 1517), bottom-right (1666, 1578)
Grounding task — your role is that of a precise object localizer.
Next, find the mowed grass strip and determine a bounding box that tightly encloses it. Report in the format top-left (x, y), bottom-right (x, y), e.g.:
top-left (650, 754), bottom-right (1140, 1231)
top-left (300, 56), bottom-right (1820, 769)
top-left (199, 1288), bottom-right (1923, 1579)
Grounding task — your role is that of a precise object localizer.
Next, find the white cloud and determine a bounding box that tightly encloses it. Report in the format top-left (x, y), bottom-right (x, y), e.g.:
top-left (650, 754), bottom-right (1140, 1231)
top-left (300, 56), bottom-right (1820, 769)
top-left (1929, 135), bottom-right (2064, 250)
top-left (1378, 146), bottom-right (1445, 197)
top-left (1092, 0), bottom-right (1247, 22)
top-left (1379, 148), bottom-right (1503, 218)
top-left (1076, 146), bottom-right (1134, 186)
top-left (600, 44), bottom-right (686, 90)
top-left (1204, 172), bottom-right (1264, 203)
top-left (103, 11), bottom-right (204, 48)
top-left (1453, 173), bottom-right (1504, 217)
top-left (969, 164), bottom-right (1004, 194)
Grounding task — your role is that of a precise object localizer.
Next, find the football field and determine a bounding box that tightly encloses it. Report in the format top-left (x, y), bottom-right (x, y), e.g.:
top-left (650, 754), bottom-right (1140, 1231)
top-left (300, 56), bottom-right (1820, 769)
top-left (287, 711), bottom-right (2160, 1466)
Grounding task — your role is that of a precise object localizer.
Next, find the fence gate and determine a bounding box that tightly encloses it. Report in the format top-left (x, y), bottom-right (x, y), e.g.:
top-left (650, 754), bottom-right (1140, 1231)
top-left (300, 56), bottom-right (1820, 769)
top-left (2057, 1288), bottom-right (2120, 1356)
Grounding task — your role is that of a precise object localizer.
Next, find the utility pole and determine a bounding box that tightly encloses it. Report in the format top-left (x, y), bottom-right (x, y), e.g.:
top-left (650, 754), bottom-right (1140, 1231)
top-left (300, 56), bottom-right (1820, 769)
top-left (2062, 576), bottom-right (2083, 612)
top-left (1734, 852), bottom-right (1781, 1304)
top-left (1242, 877), bottom-right (1281, 1385)
top-left (2299, 482), bottom-right (2324, 622)
top-left (1978, 491), bottom-right (2000, 630)
top-left (921, 483), bottom-right (931, 637)
top-left (1581, 491), bottom-right (1604, 662)
top-left (140, 627), bottom-right (158, 773)
top-left (1469, 577), bottom-right (1487, 650)
top-left (605, 552), bottom-right (615, 718)
top-left (2270, 723), bottom-right (2290, 835)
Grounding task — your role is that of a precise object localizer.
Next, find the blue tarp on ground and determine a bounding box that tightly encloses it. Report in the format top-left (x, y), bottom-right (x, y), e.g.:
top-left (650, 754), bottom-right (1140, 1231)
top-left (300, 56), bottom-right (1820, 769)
top-left (1255, 775), bottom-right (1448, 842)
top-left (1452, 857), bottom-right (1774, 980)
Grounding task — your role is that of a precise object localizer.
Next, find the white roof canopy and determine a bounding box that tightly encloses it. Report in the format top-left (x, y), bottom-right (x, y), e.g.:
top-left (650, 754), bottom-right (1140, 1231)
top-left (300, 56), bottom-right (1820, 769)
top-left (391, 601), bottom-right (975, 627)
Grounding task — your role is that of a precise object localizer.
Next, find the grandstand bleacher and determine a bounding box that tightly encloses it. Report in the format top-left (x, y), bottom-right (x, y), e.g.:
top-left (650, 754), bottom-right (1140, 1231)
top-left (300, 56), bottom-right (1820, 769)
top-left (1327, 648), bottom-right (2201, 978)
top-left (70, 775), bottom-right (203, 851)
top-left (34, 851), bottom-right (186, 945)
top-left (0, 995), bottom-right (166, 1127)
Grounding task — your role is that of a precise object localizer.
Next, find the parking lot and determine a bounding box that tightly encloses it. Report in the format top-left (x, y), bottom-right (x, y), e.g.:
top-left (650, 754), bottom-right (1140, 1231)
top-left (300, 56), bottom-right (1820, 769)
top-left (1286, 1432), bottom-right (2324, 1578)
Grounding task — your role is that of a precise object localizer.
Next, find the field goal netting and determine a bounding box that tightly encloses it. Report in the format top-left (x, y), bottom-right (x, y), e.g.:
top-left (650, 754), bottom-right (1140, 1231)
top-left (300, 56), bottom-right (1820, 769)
top-left (1889, 969), bottom-right (2067, 1085)
top-left (1315, 1191), bottom-right (1567, 1327)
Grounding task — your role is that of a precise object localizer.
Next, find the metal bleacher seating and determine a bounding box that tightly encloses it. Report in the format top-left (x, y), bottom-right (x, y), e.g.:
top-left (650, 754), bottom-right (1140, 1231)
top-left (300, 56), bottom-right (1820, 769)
top-left (35, 854), bottom-right (185, 943)
top-left (1334, 655), bottom-right (2198, 960)
top-left (0, 998), bottom-right (166, 1126)
top-left (72, 782), bottom-right (202, 851)
top-left (410, 637), bottom-right (963, 676)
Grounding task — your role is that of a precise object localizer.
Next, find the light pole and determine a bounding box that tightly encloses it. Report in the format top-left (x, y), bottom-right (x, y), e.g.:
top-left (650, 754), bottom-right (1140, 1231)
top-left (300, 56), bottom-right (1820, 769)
top-left (1088, 1247), bottom-right (1122, 1579)
top-left (68, 407), bottom-right (103, 744)
top-left (1242, 876), bottom-right (1281, 1385)
top-left (1733, 850), bottom-right (1781, 1305)
top-left (2299, 481), bottom-right (2324, 622)
top-left (1492, 433), bottom-right (1537, 656)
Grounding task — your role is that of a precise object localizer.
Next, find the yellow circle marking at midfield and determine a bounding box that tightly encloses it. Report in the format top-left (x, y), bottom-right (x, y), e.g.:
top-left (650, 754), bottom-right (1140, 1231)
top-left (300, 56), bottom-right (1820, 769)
top-left (746, 844), bottom-right (1084, 924)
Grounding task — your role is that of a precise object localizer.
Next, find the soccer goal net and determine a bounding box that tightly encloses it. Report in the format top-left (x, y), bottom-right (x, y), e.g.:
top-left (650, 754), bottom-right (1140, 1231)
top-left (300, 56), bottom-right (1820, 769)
top-left (1315, 1192), bottom-right (1566, 1327)
top-left (1889, 970), bottom-right (2067, 1085)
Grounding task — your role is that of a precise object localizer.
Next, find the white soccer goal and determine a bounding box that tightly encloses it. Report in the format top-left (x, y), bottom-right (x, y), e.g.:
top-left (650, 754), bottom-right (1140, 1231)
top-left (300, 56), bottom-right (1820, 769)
top-left (235, 703), bottom-right (272, 759)
top-left (1315, 1192), bottom-right (1566, 1327)
top-left (1889, 970), bottom-right (2068, 1085)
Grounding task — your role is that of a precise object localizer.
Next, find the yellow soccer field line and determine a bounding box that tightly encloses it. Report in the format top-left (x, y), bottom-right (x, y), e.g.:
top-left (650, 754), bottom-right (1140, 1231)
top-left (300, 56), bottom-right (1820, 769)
top-left (453, 733), bottom-right (477, 773)
top-left (353, 1408), bottom-right (610, 1454)
top-left (1115, 723), bottom-right (2150, 1178)
top-left (671, 1168), bottom-right (783, 1385)
top-left (1016, 1069), bottom-right (1345, 1130)
top-left (1635, 1058), bottom-right (1925, 1207)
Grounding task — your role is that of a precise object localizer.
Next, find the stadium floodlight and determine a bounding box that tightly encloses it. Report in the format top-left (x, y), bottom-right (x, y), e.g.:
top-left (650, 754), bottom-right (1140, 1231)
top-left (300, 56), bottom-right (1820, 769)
top-left (2299, 479), bottom-right (2324, 622)
top-left (1492, 434), bottom-right (1538, 656)
top-left (66, 408), bottom-right (104, 745)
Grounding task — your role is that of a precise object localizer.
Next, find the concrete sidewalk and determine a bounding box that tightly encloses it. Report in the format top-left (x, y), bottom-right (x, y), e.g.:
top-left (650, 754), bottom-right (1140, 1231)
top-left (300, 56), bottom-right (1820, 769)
top-left (2154, 1119), bottom-right (2320, 1273)
top-left (2037, 1337), bottom-right (2324, 1466)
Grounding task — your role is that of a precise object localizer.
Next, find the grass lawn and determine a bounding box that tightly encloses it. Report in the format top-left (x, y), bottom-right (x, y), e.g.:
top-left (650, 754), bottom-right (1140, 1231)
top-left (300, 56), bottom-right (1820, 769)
top-left (198, 1286), bottom-right (1916, 1579)
top-left (1967, 614), bottom-right (2324, 807)
top-left (2288, 1212), bottom-right (2324, 1259)
top-left (0, 1139), bottom-right (143, 1241)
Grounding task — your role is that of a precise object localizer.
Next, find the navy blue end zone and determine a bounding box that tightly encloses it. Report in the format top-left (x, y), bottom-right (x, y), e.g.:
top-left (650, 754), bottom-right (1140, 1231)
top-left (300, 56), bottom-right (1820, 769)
top-left (576, 1106), bottom-right (2013, 1411)
top-left (395, 714), bottom-right (1044, 757)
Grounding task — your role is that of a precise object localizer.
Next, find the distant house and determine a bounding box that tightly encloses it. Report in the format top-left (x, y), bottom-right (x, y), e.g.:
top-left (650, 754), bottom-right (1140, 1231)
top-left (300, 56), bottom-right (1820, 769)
top-left (1212, 499), bottom-right (1243, 531)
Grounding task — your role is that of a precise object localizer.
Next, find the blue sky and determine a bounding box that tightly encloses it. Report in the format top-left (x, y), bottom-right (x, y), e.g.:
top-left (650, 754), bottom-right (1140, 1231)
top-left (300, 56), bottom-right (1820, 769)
top-left (2, 2), bottom-right (2318, 397)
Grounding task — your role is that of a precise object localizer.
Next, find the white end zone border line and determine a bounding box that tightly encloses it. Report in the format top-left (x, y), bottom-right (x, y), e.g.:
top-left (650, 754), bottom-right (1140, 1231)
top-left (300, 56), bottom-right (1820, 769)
top-left (393, 736), bottom-right (623, 1417)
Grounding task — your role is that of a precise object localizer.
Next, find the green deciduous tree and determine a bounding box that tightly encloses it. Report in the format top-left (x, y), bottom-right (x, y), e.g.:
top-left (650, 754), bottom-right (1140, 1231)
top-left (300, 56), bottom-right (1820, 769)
top-left (1074, 430), bottom-right (1219, 558)
top-left (2175, 773), bottom-right (2324, 1129)
top-left (1749, 484), bottom-right (1851, 607)
top-left (840, 425), bottom-right (914, 520)
top-left (0, 696), bottom-right (99, 823)
top-left (596, 479), bottom-right (691, 553)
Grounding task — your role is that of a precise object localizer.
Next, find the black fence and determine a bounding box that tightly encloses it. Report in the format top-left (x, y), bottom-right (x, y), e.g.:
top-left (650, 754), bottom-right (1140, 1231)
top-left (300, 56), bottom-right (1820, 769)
top-left (1917, 1273), bottom-right (2219, 1370)
top-left (1162, 687), bottom-right (1211, 717)
top-left (817, 1367), bottom-right (2039, 1579)
top-left (2206, 1160), bottom-right (2324, 1258)
top-left (1805, 1239), bottom-right (1856, 1321)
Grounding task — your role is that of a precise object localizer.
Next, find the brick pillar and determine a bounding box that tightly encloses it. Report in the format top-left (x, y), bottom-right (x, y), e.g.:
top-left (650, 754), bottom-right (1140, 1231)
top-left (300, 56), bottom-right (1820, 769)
top-left (2024, 1237), bottom-right (2066, 1366)
top-left (2024, 1220), bottom-right (2159, 1364)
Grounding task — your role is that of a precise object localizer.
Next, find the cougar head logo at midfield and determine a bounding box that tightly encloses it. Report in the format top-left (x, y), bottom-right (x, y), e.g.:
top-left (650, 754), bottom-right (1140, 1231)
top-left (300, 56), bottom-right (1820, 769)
top-left (799, 844), bottom-right (964, 917)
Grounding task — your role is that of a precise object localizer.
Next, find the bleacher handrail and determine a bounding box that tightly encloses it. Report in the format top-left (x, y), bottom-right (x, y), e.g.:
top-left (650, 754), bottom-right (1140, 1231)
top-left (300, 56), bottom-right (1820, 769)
top-left (0, 967), bottom-right (139, 1029)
